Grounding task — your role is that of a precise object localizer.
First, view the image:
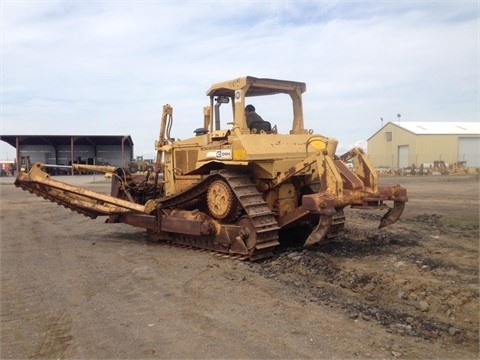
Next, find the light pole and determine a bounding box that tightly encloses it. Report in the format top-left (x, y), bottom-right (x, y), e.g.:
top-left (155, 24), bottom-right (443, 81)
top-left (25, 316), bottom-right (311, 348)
top-left (397, 113), bottom-right (401, 124)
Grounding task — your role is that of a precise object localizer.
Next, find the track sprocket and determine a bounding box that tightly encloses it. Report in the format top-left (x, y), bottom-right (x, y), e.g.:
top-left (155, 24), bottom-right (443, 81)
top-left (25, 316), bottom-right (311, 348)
top-left (207, 179), bottom-right (241, 222)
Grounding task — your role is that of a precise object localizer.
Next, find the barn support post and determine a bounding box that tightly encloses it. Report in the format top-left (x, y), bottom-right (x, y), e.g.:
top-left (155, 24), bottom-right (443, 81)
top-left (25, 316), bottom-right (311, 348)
top-left (71, 137), bottom-right (75, 176)
top-left (15, 137), bottom-right (20, 173)
top-left (121, 136), bottom-right (125, 167)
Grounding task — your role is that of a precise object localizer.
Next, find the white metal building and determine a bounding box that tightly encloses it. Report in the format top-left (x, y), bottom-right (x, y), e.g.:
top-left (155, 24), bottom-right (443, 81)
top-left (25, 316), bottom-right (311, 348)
top-left (367, 122), bottom-right (480, 169)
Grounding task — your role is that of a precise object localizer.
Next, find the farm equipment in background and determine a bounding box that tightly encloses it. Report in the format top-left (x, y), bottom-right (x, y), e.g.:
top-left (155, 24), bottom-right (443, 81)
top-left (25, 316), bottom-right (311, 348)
top-left (20, 156), bottom-right (32, 172)
top-left (127, 156), bottom-right (155, 174)
top-left (15, 76), bottom-right (407, 260)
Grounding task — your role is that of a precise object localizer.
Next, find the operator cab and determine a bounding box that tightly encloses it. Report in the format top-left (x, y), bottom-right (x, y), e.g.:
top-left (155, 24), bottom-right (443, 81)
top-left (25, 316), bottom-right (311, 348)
top-left (209, 92), bottom-right (274, 134)
top-left (206, 76), bottom-right (307, 135)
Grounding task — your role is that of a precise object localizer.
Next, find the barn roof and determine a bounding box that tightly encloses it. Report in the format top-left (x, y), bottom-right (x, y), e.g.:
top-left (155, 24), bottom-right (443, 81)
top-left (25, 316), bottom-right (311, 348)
top-left (394, 122), bottom-right (480, 135)
top-left (369, 122), bottom-right (480, 140)
top-left (0, 134), bottom-right (134, 148)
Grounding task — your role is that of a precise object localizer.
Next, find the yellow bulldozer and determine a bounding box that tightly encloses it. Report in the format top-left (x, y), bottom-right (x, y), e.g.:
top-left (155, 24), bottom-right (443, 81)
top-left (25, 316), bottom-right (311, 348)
top-left (15, 76), bottom-right (407, 260)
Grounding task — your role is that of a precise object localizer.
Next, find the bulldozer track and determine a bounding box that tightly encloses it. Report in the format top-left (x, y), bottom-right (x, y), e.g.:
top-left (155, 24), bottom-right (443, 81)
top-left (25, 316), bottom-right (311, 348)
top-left (217, 170), bottom-right (280, 259)
top-left (156, 169), bottom-right (280, 259)
top-left (159, 241), bottom-right (250, 261)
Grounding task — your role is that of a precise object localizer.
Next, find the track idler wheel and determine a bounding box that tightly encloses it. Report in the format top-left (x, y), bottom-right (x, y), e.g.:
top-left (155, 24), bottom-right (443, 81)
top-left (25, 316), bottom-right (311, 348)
top-left (379, 201), bottom-right (406, 229)
top-left (304, 215), bottom-right (332, 247)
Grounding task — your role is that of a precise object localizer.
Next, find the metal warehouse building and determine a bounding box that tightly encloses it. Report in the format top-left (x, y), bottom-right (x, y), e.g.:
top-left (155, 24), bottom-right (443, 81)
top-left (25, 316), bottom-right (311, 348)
top-left (367, 122), bottom-right (480, 169)
top-left (0, 135), bottom-right (134, 173)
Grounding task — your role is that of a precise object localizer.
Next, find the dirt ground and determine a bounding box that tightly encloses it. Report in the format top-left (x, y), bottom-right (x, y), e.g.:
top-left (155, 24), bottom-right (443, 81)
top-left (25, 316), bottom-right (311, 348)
top-left (1, 174), bottom-right (478, 359)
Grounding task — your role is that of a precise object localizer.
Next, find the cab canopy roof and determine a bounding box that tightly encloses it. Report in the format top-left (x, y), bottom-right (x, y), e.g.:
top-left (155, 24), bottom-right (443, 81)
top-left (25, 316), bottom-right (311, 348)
top-left (207, 76), bottom-right (307, 97)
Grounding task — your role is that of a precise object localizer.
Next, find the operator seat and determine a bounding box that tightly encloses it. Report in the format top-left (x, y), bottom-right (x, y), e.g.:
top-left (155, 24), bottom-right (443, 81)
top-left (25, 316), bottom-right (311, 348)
top-left (194, 128), bottom-right (209, 136)
top-left (249, 120), bottom-right (272, 133)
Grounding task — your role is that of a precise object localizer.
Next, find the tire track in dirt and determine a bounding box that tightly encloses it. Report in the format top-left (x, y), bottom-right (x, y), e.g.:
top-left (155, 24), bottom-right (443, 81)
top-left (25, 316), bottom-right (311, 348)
top-left (31, 310), bottom-right (73, 359)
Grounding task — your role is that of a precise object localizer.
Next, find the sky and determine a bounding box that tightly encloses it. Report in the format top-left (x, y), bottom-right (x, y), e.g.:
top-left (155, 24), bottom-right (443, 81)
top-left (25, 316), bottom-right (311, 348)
top-left (1, 0), bottom-right (478, 160)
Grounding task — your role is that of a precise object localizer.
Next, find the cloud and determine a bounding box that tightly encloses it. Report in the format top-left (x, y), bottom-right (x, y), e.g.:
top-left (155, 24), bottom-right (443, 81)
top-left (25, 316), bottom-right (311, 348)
top-left (1, 1), bottom-right (478, 158)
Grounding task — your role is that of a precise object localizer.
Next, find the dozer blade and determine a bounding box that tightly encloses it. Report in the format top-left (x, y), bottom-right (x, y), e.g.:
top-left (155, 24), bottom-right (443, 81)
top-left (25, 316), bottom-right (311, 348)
top-left (304, 215), bottom-right (333, 247)
top-left (379, 201), bottom-right (405, 229)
